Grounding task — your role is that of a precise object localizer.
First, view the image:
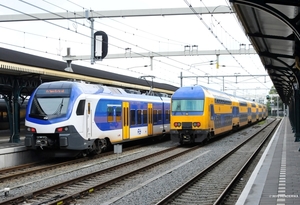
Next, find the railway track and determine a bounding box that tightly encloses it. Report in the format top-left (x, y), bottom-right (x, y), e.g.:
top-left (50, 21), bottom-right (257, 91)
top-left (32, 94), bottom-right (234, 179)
top-left (0, 140), bottom-right (156, 184)
top-left (155, 119), bottom-right (280, 205)
top-left (0, 119), bottom-right (276, 204)
top-left (0, 145), bottom-right (200, 205)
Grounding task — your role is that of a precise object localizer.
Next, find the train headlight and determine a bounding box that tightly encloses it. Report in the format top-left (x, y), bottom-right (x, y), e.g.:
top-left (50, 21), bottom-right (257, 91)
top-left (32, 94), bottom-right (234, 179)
top-left (193, 122), bottom-right (201, 127)
top-left (26, 127), bottom-right (36, 133)
top-left (174, 122), bottom-right (181, 127)
top-left (55, 126), bottom-right (69, 133)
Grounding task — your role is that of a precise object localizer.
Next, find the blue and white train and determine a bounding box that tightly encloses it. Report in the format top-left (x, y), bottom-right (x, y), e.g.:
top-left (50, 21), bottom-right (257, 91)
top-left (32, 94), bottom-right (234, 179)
top-left (24, 81), bottom-right (170, 157)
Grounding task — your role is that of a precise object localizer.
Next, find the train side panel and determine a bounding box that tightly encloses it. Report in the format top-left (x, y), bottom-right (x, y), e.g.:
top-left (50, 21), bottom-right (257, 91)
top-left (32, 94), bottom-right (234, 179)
top-left (89, 96), bottom-right (170, 144)
top-left (211, 98), bottom-right (234, 135)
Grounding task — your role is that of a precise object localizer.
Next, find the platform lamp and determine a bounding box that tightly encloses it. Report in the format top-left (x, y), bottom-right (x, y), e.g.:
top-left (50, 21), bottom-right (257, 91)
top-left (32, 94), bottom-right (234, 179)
top-left (64, 48), bottom-right (73, 72)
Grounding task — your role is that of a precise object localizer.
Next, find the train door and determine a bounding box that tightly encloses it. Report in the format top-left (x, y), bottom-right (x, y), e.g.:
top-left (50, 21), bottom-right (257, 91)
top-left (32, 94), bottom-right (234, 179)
top-left (86, 102), bottom-right (92, 139)
top-left (122, 101), bottom-right (130, 140)
top-left (74, 99), bottom-right (86, 137)
top-left (148, 103), bottom-right (153, 136)
top-left (210, 104), bottom-right (215, 128)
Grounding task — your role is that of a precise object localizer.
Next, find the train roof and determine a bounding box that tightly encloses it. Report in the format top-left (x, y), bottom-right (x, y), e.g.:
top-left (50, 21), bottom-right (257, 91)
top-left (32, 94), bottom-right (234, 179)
top-left (172, 85), bottom-right (231, 100)
top-left (172, 85), bottom-right (265, 106)
top-left (36, 81), bottom-right (170, 101)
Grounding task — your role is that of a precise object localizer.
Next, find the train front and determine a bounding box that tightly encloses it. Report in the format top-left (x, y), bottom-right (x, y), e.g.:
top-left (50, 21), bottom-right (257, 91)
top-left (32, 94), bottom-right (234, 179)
top-left (170, 86), bottom-right (210, 144)
top-left (24, 81), bottom-right (87, 157)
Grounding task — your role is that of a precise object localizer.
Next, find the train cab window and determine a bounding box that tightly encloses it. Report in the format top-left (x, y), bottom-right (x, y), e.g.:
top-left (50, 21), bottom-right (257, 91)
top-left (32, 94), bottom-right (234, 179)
top-left (137, 110), bottom-right (142, 125)
top-left (143, 110), bottom-right (147, 124)
top-left (172, 99), bottom-right (204, 112)
top-left (29, 96), bottom-right (70, 119)
top-left (158, 110), bottom-right (162, 121)
top-left (76, 100), bottom-right (85, 116)
top-left (130, 110), bottom-right (136, 125)
top-left (29, 88), bottom-right (71, 120)
top-left (153, 110), bottom-right (158, 123)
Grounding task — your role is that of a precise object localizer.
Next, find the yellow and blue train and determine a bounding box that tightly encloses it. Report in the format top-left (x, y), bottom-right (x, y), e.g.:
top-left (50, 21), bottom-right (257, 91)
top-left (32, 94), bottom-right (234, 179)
top-left (170, 85), bottom-right (268, 144)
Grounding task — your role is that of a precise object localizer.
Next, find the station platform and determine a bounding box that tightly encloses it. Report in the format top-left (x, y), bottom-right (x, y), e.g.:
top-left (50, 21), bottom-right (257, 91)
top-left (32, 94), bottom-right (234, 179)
top-left (236, 117), bottom-right (300, 205)
top-left (0, 129), bottom-right (40, 169)
top-left (0, 129), bottom-right (25, 147)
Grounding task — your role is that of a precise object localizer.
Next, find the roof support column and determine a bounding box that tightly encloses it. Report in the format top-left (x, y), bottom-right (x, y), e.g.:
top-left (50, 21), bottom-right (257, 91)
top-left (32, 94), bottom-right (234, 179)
top-left (9, 79), bottom-right (22, 143)
top-left (294, 89), bottom-right (300, 144)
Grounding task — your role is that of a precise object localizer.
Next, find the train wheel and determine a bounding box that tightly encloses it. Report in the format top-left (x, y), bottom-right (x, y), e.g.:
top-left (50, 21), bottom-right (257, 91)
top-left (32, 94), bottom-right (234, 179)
top-left (100, 138), bottom-right (109, 152)
top-left (204, 133), bottom-right (211, 144)
top-left (91, 140), bottom-right (102, 155)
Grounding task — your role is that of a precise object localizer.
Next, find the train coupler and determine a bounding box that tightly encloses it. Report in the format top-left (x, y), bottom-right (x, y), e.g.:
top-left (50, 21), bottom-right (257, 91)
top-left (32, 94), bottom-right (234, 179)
top-left (36, 136), bottom-right (48, 149)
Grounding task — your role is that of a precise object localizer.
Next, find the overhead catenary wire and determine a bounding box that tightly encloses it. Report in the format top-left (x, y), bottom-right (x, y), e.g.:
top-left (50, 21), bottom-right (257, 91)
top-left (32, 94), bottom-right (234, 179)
top-left (0, 1), bottom-right (270, 93)
top-left (1, 1), bottom-right (203, 83)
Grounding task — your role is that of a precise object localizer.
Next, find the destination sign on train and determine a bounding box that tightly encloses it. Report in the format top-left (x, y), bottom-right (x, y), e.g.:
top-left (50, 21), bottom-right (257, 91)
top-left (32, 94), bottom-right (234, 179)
top-left (36, 88), bottom-right (71, 95)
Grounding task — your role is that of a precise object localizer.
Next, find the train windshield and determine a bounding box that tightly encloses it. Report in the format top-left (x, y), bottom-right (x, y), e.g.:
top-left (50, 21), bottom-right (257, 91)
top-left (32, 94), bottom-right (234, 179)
top-left (172, 99), bottom-right (204, 112)
top-left (29, 88), bottom-right (71, 120)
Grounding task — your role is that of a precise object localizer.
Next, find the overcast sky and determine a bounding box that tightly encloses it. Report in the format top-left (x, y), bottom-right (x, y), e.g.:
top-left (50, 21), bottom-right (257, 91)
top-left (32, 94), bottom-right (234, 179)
top-left (0, 0), bottom-right (273, 101)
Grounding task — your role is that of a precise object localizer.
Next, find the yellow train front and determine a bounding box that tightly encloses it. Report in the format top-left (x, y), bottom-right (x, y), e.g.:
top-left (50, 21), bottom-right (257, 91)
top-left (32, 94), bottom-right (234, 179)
top-left (170, 85), bottom-right (260, 144)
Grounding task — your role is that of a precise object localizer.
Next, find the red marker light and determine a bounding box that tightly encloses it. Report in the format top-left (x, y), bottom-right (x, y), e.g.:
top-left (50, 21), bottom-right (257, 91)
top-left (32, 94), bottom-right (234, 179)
top-left (56, 127), bottom-right (63, 132)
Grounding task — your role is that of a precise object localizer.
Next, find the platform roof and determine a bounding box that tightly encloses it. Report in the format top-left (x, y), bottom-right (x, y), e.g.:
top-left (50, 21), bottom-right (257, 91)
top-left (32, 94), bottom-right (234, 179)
top-left (0, 47), bottom-right (178, 97)
top-left (229, 0), bottom-right (300, 104)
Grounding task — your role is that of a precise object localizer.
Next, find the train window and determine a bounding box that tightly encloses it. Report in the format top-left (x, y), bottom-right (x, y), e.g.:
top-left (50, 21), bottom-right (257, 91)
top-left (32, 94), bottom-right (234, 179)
top-left (215, 98), bottom-right (232, 105)
top-left (172, 99), bottom-right (204, 112)
top-left (143, 110), bottom-right (147, 124)
top-left (130, 110), bottom-right (136, 125)
top-left (239, 101), bottom-right (247, 106)
top-left (137, 110), bottom-right (142, 124)
top-left (165, 110), bottom-right (170, 121)
top-left (0, 111), bottom-right (7, 121)
top-left (29, 97), bottom-right (70, 119)
top-left (233, 106), bottom-right (239, 117)
top-left (153, 110), bottom-right (158, 123)
top-left (158, 110), bottom-right (162, 121)
top-left (116, 107), bottom-right (121, 122)
top-left (76, 100), bottom-right (85, 116)
top-left (107, 107), bottom-right (114, 122)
